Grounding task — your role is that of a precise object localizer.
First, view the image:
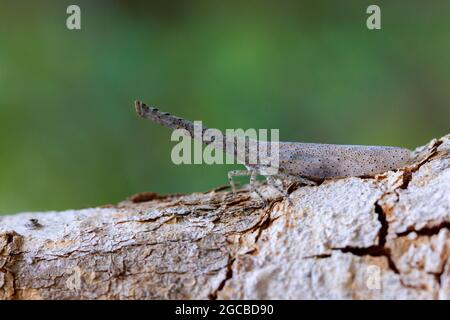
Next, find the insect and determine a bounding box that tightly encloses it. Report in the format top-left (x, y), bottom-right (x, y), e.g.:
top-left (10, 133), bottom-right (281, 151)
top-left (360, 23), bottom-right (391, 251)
top-left (26, 218), bottom-right (43, 230)
top-left (134, 100), bottom-right (412, 204)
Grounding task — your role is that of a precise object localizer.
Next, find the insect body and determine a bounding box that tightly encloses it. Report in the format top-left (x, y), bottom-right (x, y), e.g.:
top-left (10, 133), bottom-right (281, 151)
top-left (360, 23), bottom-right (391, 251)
top-left (278, 142), bottom-right (411, 180)
top-left (135, 100), bottom-right (412, 204)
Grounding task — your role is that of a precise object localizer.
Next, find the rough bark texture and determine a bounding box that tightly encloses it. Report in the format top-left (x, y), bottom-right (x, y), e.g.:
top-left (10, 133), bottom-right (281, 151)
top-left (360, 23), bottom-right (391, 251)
top-left (0, 134), bottom-right (449, 300)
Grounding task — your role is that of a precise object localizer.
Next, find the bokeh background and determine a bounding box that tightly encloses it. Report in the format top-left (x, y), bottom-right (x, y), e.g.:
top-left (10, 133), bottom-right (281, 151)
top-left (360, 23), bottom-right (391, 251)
top-left (1, 0), bottom-right (449, 214)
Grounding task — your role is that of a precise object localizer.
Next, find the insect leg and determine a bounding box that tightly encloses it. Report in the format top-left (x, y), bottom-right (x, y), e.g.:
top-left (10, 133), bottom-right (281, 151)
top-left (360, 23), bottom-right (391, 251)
top-left (266, 176), bottom-right (287, 197)
top-left (275, 172), bottom-right (317, 186)
top-left (227, 169), bottom-right (252, 193)
top-left (250, 170), bottom-right (267, 206)
top-left (266, 176), bottom-right (293, 205)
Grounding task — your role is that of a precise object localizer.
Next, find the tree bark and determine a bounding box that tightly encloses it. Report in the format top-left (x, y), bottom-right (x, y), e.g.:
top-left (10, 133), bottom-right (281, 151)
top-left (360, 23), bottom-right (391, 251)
top-left (0, 134), bottom-right (449, 300)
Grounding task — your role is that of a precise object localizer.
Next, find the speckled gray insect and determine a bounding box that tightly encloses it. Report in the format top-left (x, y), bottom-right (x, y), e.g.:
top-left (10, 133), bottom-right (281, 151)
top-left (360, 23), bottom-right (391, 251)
top-left (135, 100), bottom-right (412, 204)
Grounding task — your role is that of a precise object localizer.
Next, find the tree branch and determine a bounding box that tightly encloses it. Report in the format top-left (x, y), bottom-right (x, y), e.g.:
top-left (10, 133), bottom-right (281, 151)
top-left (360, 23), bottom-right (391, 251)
top-left (0, 134), bottom-right (449, 299)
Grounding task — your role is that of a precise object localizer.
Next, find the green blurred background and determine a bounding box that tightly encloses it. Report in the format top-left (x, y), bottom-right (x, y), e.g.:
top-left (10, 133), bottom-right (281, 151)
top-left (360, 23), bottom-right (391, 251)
top-left (0, 0), bottom-right (449, 214)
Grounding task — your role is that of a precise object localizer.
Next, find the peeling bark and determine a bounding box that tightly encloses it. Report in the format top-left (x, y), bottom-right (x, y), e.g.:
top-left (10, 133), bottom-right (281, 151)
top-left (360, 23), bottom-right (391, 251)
top-left (0, 134), bottom-right (449, 300)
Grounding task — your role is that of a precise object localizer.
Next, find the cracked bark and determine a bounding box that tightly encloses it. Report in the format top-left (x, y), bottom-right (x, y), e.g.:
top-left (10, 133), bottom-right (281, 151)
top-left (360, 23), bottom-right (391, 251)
top-left (0, 134), bottom-right (449, 300)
